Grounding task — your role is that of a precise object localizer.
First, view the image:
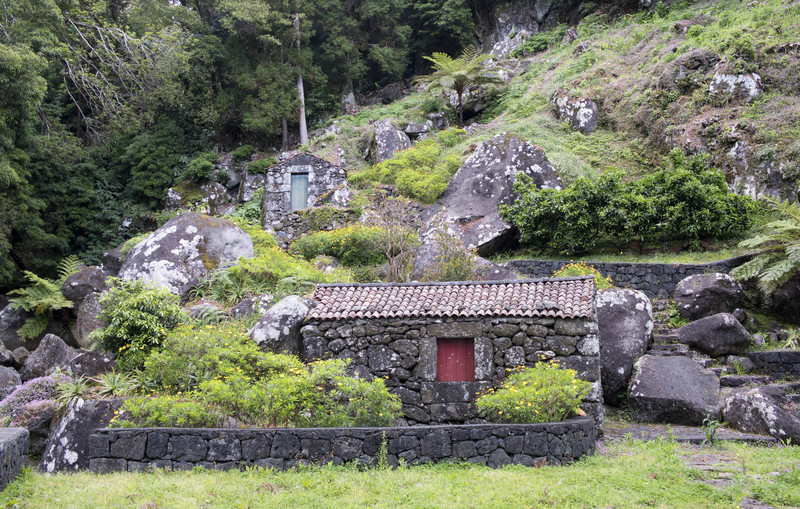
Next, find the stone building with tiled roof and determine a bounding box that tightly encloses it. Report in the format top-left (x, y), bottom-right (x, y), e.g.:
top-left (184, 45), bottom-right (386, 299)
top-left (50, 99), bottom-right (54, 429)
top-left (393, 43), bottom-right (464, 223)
top-left (300, 277), bottom-right (603, 425)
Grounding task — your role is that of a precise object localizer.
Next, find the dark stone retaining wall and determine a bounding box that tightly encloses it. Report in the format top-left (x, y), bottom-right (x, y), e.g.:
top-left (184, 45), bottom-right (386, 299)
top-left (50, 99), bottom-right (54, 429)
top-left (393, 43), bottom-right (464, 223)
top-left (0, 428), bottom-right (29, 491)
top-left (300, 317), bottom-right (602, 425)
top-left (505, 256), bottom-right (751, 298)
top-left (88, 419), bottom-right (596, 473)
top-left (748, 351), bottom-right (800, 378)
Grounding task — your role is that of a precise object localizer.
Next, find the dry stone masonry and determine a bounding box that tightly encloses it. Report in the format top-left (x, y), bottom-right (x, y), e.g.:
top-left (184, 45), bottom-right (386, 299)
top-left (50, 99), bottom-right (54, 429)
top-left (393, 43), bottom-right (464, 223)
top-left (506, 256), bottom-right (750, 298)
top-left (88, 419), bottom-right (596, 472)
top-left (301, 278), bottom-right (603, 425)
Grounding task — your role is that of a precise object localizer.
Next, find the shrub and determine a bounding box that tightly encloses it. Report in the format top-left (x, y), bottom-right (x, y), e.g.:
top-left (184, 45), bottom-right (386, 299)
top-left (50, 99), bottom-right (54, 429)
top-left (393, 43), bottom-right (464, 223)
top-left (476, 362), bottom-right (592, 424)
top-left (116, 395), bottom-right (223, 428)
top-left (247, 157), bottom-right (277, 173)
top-left (180, 151), bottom-right (217, 182)
top-left (552, 262), bottom-right (613, 290)
top-left (231, 145), bottom-right (254, 161)
top-left (290, 225), bottom-right (387, 266)
top-left (140, 322), bottom-right (305, 393)
top-left (0, 374), bottom-right (70, 426)
top-left (351, 130), bottom-right (466, 204)
top-left (89, 278), bottom-right (188, 371)
top-left (501, 151), bottom-right (756, 255)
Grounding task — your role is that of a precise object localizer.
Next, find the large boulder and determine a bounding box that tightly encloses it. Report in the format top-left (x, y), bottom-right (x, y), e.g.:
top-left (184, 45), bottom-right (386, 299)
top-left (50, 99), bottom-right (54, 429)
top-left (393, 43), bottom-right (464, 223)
top-left (722, 385), bottom-right (800, 442)
top-left (421, 133), bottom-right (562, 256)
top-left (596, 289), bottom-right (653, 404)
top-left (67, 351), bottom-right (114, 378)
top-left (62, 267), bottom-right (107, 304)
top-left (628, 355), bottom-right (720, 425)
top-left (69, 292), bottom-right (105, 349)
top-left (771, 279), bottom-right (800, 324)
top-left (249, 296), bottom-right (312, 355)
top-left (0, 366), bottom-right (21, 400)
top-left (101, 242), bottom-right (125, 276)
top-left (0, 304), bottom-right (27, 351)
top-left (19, 334), bottom-right (79, 381)
top-left (551, 91), bottom-right (599, 134)
top-left (369, 119), bottom-right (411, 163)
top-left (675, 313), bottom-right (750, 357)
top-left (708, 72), bottom-right (762, 102)
top-left (118, 212), bottom-right (254, 300)
top-left (39, 397), bottom-right (124, 473)
top-left (11, 399), bottom-right (58, 457)
top-left (673, 273), bottom-right (743, 321)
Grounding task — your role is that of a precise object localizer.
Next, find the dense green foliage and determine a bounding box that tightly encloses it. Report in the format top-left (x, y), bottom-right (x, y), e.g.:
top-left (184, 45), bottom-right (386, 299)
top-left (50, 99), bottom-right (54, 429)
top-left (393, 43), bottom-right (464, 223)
top-left (351, 130), bottom-right (466, 203)
top-left (421, 224), bottom-right (477, 282)
top-left (502, 151), bottom-right (756, 255)
top-left (552, 262), bottom-right (614, 290)
top-left (290, 225), bottom-right (387, 266)
top-left (475, 362), bottom-right (592, 424)
top-left (117, 322), bottom-right (401, 428)
top-left (90, 279), bottom-right (187, 371)
top-left (731, 197), bottom-right (800, 294)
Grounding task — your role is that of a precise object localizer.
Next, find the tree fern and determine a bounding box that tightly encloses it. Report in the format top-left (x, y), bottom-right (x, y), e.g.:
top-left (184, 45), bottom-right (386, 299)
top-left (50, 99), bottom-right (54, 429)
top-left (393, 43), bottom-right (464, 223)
top-left (8, 256), bottom-right (80, 340)
top-left (732, 197), bottom-right (800, 295)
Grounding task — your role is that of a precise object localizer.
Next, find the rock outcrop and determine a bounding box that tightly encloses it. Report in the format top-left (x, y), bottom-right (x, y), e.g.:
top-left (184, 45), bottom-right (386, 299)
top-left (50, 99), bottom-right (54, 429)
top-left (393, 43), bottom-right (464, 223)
top-left (62, 267), bottom-right (107, 305)
top-left (0, 304), bottom-right (27, 351)
top-left (70, 292), bottom-right (104, 349)
top-left (708, 72), bottom-right (762, 102)
top-left (722, 385), bottom-right (800, 443)
top-left (675, 313), bottom-right (750, 357)
top-left (673, 273), bottom-right (743, 321)
top-left (39, 397), bottom-right (124, 473)
top-left (628, 355), bottom-right (720, 425)
top-left (369, 119), bottom-right (411, 163)
top-left (551, 91), bottom-right (599, 134)
top-left (19, 334), bottom-right (79, 381)
top-left (118, 212), bottom-right (253, 300)
top-left (596, 289), bottom-right (653, 404)
top-left (421, 133), bottom-right (562, 256)
top-left (249, 296), bottom-right (312, 355)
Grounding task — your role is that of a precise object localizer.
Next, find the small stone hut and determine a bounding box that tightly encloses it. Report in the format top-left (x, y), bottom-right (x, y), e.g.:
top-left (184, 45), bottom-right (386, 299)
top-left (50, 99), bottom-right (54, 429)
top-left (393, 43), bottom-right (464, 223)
top-left (300, 277), bottom-right (603, 425)
top-left (260, 153), bottom-right (349, 230)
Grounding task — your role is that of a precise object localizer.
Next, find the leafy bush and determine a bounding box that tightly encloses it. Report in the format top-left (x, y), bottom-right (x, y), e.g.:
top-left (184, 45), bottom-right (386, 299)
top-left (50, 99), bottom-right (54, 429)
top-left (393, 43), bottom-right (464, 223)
top-left (180, 151), bottom-right (217, 182)
top-left (290, 225), bottom-right (387, 266)
top-left (552, 262), bottom-right (613, 290)
top-left (351, 130), bottom-right (466, 204)
top-left (0, 374), bottom-right (70, 426)
top-left (231, 145), bottom-right (254, 161)
top-left (226, 189), bottom-right (268, 232)
top-left (90, 278), bottom-right (187, 371)
top-left (8, 256), bottom-right (81, 340)
top-left (116, 395), bottom-right (223, 428)
top-left (501, 151), bottom-right (756, 255)
top-left (247, 157), bottom-right (277, 174)
top-left (140, 322), bottom-right (304, 393)
top-left (510, 25), bottom-right (567, 57)
top-left (475, 362), bottom-right (592, 424)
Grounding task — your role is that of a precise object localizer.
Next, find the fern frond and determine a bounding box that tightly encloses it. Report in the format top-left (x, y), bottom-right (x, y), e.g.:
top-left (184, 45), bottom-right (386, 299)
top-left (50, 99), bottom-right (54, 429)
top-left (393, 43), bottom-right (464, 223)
top-left (56, 255), bottom-right (81, 285)
top-left (17, 314), bottom-right (49, 340)
top-left (757, 258), bottom-right (800, 295)
top-left (767, 196), bottom-right (800, 225)
top-left (730, 255), bottom-right (773, 281)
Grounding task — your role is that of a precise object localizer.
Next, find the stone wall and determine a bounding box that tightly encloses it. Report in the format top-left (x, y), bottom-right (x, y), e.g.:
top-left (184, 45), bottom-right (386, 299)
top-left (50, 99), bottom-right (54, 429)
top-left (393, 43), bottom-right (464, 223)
top-left (88, 418), bottom-right (596, 472)
top-left (747, 351), bottom-right (800, 378)
top-left (261, 154), bottom-right (348, 228)
top-left (300, 317), bottom-right (603, 425)
top-left (0, 428), bottom-right (29, 491)
top-left (505, 256), bottom-right (751, 298)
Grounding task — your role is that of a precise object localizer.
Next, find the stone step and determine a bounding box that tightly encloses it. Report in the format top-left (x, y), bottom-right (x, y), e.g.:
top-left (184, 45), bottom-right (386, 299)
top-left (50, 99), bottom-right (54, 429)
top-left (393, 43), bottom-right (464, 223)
top-left (652, 300), bottom-right (672, 312)
top-left (693, 355), bottom-right (713, 368)
top-left (653, 334), bottom-right (680, 344)
top-left (648, 343), bottom-right (690, 356)
top-left (720, 375), bottom-right (773, 388)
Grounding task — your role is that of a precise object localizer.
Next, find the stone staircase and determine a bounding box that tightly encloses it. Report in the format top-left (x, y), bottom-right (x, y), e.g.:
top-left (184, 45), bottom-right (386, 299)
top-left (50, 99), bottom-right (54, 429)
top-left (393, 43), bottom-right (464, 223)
top-left (647, 299), bottom-right (714, 368)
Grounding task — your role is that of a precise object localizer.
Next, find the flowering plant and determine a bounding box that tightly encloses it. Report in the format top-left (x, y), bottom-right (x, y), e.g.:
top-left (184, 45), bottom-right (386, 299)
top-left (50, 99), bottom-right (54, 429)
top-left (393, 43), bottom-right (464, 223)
top-left (476, 362), bottom-right (591, 424)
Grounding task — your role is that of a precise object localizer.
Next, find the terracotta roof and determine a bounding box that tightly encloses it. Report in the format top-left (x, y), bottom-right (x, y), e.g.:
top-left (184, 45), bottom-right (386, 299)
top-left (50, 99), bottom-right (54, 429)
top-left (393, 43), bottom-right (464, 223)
top-left (307, 277), bottom-right (596, 321)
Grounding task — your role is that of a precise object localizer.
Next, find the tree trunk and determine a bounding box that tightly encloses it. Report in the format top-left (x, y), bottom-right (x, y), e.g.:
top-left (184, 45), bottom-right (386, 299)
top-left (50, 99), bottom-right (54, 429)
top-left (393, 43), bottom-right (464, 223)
top-left (295, 13), bottom-right (309, 146)
top-left (458, 92), bottom-right (464, 128)
top-left (281, 116), bottom-right (289, 151)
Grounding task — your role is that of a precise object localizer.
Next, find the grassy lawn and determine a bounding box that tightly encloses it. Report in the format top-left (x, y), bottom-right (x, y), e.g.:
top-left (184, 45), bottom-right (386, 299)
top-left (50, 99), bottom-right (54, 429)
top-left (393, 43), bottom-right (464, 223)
top-left (4, 439), bottom-right (800, 508)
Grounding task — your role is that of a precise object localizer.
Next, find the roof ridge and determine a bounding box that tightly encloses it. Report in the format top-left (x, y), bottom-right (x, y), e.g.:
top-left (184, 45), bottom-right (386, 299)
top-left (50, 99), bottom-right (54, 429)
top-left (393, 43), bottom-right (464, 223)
top-left (314, 276), bottom-right (594, 290)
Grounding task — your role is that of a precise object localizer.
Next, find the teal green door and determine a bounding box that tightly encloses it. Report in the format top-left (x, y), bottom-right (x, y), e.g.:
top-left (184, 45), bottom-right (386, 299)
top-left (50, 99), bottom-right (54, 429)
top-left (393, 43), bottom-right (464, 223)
top-left (290, 173), bottom-right (308, 211)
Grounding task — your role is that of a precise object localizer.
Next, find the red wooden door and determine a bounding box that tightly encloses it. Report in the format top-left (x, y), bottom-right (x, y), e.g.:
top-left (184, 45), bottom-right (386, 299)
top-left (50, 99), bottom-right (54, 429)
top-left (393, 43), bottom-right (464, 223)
top-left (437, 338), bottom-right (475, 381)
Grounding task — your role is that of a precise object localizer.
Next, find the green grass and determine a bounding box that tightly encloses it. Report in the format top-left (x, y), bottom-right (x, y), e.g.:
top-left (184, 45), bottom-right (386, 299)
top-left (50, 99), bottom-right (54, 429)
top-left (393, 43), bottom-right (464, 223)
top-left (5, 440), bottom-right (800, 508)
top-left (494, 245), bottom-right (750, 265)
